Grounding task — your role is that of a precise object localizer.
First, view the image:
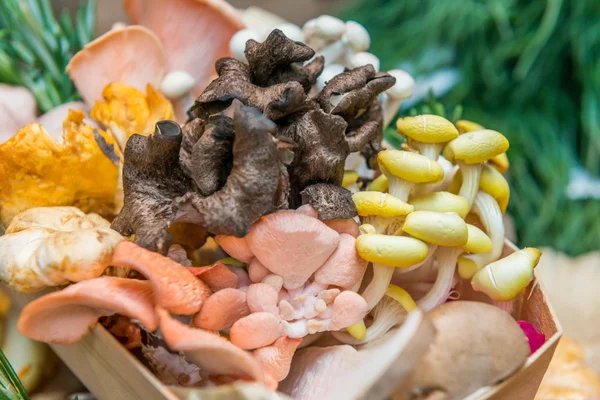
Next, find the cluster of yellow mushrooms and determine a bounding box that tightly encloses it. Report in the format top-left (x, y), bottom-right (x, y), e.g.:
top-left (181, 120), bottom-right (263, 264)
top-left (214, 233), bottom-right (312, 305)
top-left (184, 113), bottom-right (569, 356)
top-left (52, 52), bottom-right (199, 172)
top-left (342, 115), bottom-right (541, 340)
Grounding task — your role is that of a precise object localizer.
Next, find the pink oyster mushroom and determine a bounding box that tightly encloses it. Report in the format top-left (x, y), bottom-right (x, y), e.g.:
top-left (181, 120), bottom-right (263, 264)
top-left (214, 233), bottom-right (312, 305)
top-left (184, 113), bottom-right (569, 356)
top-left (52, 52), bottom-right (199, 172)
top-left (67, 0), bottom-right (245, 122)
top-left (211, 208), bottom-right (369, 351)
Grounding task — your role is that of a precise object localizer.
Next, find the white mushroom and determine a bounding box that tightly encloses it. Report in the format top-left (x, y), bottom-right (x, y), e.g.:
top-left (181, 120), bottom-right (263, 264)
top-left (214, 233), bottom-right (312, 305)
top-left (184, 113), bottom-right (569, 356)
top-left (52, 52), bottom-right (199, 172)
top-left (229, 28), bottom-right (262, 62)
top-left (160, 70), bottom-right (196, 99)
top-left (382, 70), bottom-right (415, 127)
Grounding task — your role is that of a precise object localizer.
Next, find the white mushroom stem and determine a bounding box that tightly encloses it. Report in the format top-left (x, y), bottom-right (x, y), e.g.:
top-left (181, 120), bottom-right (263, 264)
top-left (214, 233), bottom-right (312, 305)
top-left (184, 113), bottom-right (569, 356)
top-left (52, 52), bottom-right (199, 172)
top-left (414, 142), bottom-right (444, 161)
top-left (461, 191), bottom-right (505, 271)
top-left (316, 40), bottom-right (347, 65)
top-left (416, 247), bottom-right (462, 311)
top-left (392, 244), bottom-right (438, 275)
top-left (387, 174), bottom-right (414, 202)
top-left (393, 257), bottom-right (438, 284)
top-left (382, 70), bottom-right (415, 128)
top-left (331, 295), bottom-right (406, 345)
top-left (362, 263), bottom-right (396, 310)
top-left (316, 64), bottom-right (345, 91)
top-left (457, 161), bottom-right (482, 209)
top-left (362, 216), bottom-right (393, 235)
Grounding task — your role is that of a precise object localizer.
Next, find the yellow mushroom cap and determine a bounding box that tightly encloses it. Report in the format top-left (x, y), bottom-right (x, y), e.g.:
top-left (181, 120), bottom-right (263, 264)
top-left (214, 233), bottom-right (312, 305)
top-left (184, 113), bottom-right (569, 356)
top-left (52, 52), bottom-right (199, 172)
top-left (378, 150), bottom-right (444, 183)
top-left (458, 256), bottom-right (479, 280)
top-left (463, 224), bottom-right (493, 254)
top-left (471, 248), bottom-right (542, 302)
top-left (443, 130), bottom-right (509, 164)
top-left (346, 320), bottom-right (367, 340)
top-left (396, 114), bottom-right (459, 144)
top-left (367, 174), bottom-right (389, 192)
top-left (342, 170), bottom-right (360, 187)
top-left (401, 211), bottom-right (468, 247)
top-left (352, 191), bottom-right (413, 217)
top-left (356, 234), bottom-right (428, 267)
top-left (455, 119), bottom-right (484, 134)
top-left (410, 191), bottom-right (470, 218)
top-left (385, 284), bottom-right (417, 312)
top-left (359, 224), bottom-right (377, 235)
top-left (490, 152), bottom-right (510, 173)
top-left (479, 165), bottom-right (510, 213)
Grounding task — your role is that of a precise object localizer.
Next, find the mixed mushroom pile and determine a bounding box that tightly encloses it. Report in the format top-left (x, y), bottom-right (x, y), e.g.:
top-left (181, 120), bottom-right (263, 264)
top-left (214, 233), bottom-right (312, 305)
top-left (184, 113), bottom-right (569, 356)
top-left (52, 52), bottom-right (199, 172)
top-left (0, 2), bottom-right (547, 399)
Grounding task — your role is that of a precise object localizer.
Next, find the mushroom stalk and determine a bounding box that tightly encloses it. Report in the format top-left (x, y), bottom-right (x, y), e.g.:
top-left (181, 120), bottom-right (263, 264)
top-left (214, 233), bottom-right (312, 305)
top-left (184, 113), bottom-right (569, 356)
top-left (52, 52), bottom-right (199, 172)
top-left (457, 162), bottom-right (482, 209)
top-left (362, 263), bottom-right (396, 310)
top-left (331, 295), bottom-right (405, 345)
top-left (392, 244), bottom-right (438, 275)
top-left (387, 174), bottom-right (414, 202)
top-left (458, 192), bottom-right (504, 279)
top-left (414, 142), bottom-right (444, 161)
top-left (416, 247), bottom-right (462, 311)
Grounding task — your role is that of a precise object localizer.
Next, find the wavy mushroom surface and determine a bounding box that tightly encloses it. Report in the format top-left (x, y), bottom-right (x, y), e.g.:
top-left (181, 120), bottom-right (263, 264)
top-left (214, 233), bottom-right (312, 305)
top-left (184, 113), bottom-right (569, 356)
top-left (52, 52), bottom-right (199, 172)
top-left (112, 241), bottom-right (211, 314)
top-left (17, 277), bottom-right (157, 344)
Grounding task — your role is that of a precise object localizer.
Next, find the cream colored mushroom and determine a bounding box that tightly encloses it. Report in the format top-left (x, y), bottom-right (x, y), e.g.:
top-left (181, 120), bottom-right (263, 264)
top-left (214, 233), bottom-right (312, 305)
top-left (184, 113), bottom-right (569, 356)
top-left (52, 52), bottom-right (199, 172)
top-left (443, 129), bottom-right (509, 209)
top-left (398, 301), bottom-right (530, 400)
top-left (382, 70), bottom-right (415, 128)
top-left (0, 207), bottom-right (123, 293)
top-left (471, 247), bottom-right (541, 301)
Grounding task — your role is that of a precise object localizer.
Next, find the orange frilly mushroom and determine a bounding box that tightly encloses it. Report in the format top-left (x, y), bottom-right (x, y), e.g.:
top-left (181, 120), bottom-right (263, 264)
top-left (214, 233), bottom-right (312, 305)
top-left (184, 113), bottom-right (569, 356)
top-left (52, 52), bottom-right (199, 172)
top-left (67, 0), bottom-right (244, 122)
top-left (0, 110), bottom-right (120, 226)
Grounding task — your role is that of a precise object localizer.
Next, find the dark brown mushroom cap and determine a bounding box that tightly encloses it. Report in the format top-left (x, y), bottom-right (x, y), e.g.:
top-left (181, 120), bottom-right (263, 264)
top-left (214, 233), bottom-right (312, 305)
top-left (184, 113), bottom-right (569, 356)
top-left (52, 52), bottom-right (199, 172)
top-left (245, 29), bottom-right (324, 92)
top-left (173, 102), bottom-right (281, 237)
top-left (301, 183), bottom-right (357, 220)
top-left (189, 58), bottom-right (308, 122)
top-left (187, 115), bottom-right (235, 196)
top-left (111, 120), bottom-right (192, 252)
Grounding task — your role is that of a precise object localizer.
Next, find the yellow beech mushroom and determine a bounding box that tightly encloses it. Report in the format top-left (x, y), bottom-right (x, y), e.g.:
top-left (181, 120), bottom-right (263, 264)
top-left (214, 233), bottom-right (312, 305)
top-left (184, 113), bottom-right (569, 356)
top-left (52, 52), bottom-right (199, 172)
top-left (378, 150), bottom-right (444, 202)
top-left (352, 191), bottom-right (413, 233)
top-left (396, 114), bottom-right (459, 160)
top-left (409, 191), bottom-right (470, 218)
top-left (357, 233), bottom-right (428, 309)
top-left (479, 164), bottom-right (510, 213)
top-left (455, 119), bottom-right (510, 173)
top-left (443, 129), bottom-right (509, 209)
top-left (471, 248), bottom-right (542, 301)
top-left (366, 174), bottom-right (388, 192)
top-left (457, 191), bottom-right (505, 279)
top-left (400, 211), bottom-right (469, 311)
top-left (0, 207), bottom-right (123, 293)
top-left (342, 170), bottom-right (359, 187)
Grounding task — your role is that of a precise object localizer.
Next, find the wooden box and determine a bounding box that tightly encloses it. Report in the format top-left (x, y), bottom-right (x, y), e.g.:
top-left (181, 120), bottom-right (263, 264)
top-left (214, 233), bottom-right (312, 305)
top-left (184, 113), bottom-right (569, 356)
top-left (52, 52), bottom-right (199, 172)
top-left (11, 241), bottom-right (561, 400)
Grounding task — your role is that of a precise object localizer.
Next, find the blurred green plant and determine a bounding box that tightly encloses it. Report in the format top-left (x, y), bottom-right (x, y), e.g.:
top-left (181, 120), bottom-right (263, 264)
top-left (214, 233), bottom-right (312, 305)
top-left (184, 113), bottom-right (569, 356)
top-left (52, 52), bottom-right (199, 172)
top-left (0, 348), bottom-right (29, 400)
top-left (342, 0), bottom-right (600, 256)
top-left (0, 0), bottom-right (96, 113)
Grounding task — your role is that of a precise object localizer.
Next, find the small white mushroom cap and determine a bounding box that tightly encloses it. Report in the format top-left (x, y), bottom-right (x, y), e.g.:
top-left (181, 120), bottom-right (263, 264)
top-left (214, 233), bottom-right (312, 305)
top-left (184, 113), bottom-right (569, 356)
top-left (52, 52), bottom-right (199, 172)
top-left (317, 64), bottom-right (345, 90)
top-left (274, 23), bottom-right (304, 42)
top-left (386, 69), bottom-right (415, 100)
top-left (344, 21), bottom-right (370, 52)
top-left (229, 28), bottom-right (261, 62)
top-left (348, 52), bottom-right (380, 71)
top-left (160, 70), bottom-right (196, 99)
top-left (312, 15), bottom-right (346, 40)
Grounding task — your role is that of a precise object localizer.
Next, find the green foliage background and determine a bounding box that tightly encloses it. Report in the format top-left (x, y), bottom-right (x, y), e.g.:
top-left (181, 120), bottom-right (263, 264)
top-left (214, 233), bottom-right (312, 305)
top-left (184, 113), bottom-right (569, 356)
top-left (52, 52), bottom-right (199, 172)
top-left (340, 0), bottom-right (600, 255)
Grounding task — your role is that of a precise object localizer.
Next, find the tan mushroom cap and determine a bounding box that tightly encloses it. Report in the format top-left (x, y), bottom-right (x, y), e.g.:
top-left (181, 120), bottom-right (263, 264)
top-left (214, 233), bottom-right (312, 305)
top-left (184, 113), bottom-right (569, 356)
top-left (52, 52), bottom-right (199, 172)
top-left (479, 164), bottom-right (510, 213)
top-left (463, 224), bottom-right (493, 254)
top-left (378, 150), bottom-right (444, 183)
top-left (409, 191), bottom-right (470, 218)
top-left (356, 234), bottom-right (428, 267)
top-left (443, 129), bottom-right (509, 164)
top-left (401, 211), bottom-right (468, 247)
top-left (397, 114), bottom-right (459, 144)
top-left (405, 301), bottom-right (529, 399)
top-left (352, 191), bottom-right (414, 217)
top-left (471, 247), bottom-right (541, 301)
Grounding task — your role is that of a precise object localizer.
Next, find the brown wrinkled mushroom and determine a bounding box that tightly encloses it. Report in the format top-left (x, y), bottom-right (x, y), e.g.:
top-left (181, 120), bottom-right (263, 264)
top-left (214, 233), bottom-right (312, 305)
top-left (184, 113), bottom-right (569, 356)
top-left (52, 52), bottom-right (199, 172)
top-left (397, 301), bottom-right (530, 400)
top-left (245, 29), bottom-right (324, 93)
top-left (301, 183), bottom-right (357, 220)
top-left (189, 58), bottom-right (307, 121)
top-left (317, 65), bottom-right (395, 168)
top-left (173, 102), bottom-right (281, 237)
top-left (111, 120), bottom-right (192, 252)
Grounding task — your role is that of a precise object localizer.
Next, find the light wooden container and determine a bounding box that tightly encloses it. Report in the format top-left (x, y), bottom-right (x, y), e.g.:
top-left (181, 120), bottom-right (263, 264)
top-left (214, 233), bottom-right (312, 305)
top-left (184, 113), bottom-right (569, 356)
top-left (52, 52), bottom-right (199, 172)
top-left (13, 241), bottom-right (561, 400)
